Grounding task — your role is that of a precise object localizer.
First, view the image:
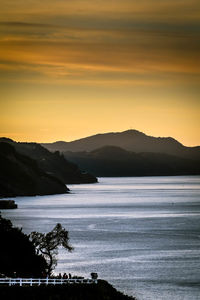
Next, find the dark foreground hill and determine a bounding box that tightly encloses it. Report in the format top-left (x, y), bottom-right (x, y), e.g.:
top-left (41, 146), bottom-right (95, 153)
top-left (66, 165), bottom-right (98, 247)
top-left (42, 129), bottom-right (200, 160)
top-left (0, 142), bottom-right (68, 197)
top-left (0, 215), bottom-right (135, 300)
top-left (0, 214), bottom-right (47, 277)
top-left (64, 146), bottom-right (200, 177)
top-left (0, 138), bottom-right (97, 185)
top-left (0, 281), bottom-right (135, 300)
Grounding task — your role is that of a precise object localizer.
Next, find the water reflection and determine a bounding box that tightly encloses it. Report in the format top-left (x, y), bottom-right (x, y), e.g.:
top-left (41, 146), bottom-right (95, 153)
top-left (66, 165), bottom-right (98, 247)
top-left (1, 176), bottom-right (200, 300)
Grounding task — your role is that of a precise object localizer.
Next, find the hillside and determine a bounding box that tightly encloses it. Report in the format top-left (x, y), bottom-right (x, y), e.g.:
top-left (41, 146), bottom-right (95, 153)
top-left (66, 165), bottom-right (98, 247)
top-left (0, 142), bottom-right (68, 197)
top-left (0, 280), bottom-right (135, 300)
top-left (0, 215), bottom-right (135, 299)
top-left (42, 130), bottom-right (200, 160)
top-left (0, 138), bottom-right (97, 184)
top-left (63, 146), bottom-right (200, 177)
top-left (0, 214), bottom-right (47, 277)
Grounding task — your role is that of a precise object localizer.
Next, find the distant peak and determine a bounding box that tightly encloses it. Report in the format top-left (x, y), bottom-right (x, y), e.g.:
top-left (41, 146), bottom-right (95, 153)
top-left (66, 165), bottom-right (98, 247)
top-left (121, 129), bottom-right (146, 135)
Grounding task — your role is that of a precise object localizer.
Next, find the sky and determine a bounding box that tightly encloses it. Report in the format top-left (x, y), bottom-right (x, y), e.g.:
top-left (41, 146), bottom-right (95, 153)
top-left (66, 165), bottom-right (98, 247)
top-left (0, 0), bottom-right (200, 146)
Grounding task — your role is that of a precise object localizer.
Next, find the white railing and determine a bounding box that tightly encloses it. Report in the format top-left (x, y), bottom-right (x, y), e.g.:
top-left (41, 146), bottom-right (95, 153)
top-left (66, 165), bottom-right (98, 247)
top-left (0, 278), bottom-right (98, 286)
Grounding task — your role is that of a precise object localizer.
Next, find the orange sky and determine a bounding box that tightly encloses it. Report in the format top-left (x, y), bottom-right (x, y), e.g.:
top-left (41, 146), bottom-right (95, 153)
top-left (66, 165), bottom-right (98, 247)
top-left (0, 0), bottom-right (200, 146)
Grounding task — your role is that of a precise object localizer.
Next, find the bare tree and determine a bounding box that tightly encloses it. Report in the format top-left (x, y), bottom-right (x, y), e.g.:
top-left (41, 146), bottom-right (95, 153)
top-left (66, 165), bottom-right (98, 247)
top-left (30, 223), bottom-right (73, 275)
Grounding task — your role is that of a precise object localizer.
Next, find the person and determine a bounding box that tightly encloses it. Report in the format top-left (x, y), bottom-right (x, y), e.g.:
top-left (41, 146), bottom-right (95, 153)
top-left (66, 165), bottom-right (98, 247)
top-left (91, 272), bottom-right (98, 279)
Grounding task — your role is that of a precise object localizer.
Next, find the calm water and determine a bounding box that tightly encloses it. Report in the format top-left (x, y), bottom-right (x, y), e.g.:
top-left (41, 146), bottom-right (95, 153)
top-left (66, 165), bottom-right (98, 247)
top-left (1, 176), bottom-right (200, 300)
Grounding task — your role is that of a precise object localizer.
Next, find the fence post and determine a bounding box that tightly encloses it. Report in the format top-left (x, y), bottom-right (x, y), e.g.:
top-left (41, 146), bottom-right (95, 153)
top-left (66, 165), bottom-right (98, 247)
top-left (9, 278), bottom-right (11, 286)
top-left (46, 277), bottom-right (48, 285)
top-left (30, 278), bottom-right (32, 286)
top-left (38, 279), bottom-right (41, 286)
top-left (20, 278), bottom-right (22, 286)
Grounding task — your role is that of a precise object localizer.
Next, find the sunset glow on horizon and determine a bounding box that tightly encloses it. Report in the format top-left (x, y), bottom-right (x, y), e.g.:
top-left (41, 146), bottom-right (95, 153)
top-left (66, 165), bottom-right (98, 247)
top-left (0, 0), bottom-right (200, 146)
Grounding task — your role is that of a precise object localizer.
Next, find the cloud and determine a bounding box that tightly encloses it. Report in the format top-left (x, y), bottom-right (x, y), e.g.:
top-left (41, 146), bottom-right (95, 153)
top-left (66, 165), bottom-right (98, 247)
top-left (0, 22), bottom-right (52, 28)
top-left (0, 0), bottom-right (199, 86)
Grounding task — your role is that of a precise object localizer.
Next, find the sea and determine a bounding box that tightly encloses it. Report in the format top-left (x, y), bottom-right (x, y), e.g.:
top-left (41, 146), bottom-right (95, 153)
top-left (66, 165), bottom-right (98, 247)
top-left (1, 176), bottom-right (200, 300)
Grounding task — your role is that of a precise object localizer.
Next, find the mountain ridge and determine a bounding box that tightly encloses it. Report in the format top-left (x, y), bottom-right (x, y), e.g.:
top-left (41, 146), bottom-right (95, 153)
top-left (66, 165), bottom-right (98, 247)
top-left (63, 145), bottom-right (200, 177)
top-left (41, 129), bottom-right (200, 160)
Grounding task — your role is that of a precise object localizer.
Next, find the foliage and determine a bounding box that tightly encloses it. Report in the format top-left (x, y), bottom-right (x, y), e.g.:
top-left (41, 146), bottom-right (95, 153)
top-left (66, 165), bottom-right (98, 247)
top-left (0, 214), bottom-right (47, 277)
top-left (30, 223), bottom-right (74, 275)
top-left (0, 142), bottom-right (68, 197)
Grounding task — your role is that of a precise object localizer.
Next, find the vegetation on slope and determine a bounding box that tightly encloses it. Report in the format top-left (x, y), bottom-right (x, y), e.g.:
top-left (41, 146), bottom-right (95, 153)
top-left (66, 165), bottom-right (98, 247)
top-left (0, 214), bottom-right (47, 277)
top-left (0, 142), bottom-right (68, 197)
top-left (64, 145), bottom-right (200, 177)
top-left (0, 215), bottom-right (135, 300)
top-left (0, 138), bottom-right (97, 184)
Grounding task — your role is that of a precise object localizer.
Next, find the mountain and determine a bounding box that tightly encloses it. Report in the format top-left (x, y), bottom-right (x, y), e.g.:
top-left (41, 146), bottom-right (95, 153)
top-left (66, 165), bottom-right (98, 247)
top-left (41, 130), bottom-right (200, 160)
top-left (63, 146), bottom-right (200, 177)
top-left (0, 138), bottom-right (97, 184)
top-left (0, 142), bottom-right (68, 197)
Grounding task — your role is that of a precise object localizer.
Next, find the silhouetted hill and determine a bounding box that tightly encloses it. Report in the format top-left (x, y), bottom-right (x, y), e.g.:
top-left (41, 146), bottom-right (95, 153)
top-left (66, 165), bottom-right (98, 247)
top-left (0, 280), bottom-right (135, 300)
top-left (0, 214), bottom-right (47, 277)
top-left (0, 138), bottom-right (97, 184)
top-left (63, 146), bottom-right (200, 177)
top-left (42, 130), bottom-right (200, 160)
top-left (0, 142), bottom-right (68, 197)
